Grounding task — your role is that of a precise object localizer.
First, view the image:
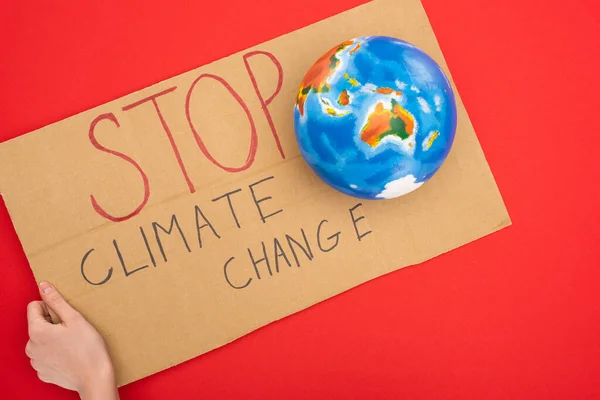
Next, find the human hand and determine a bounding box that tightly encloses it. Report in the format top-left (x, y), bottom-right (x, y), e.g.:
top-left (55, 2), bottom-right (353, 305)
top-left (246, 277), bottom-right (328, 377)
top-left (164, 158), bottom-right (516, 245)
top-left (26, 282), bottom-right (119, 400)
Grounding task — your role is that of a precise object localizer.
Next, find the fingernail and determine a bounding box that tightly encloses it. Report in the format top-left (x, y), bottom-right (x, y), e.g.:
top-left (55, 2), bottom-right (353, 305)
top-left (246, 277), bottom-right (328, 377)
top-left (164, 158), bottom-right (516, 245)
top-left (39, 281), bottom-right (53, 294)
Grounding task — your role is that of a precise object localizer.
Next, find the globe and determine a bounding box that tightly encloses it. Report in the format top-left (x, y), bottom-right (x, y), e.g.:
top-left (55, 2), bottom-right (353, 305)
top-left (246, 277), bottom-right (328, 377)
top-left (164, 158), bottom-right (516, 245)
top-left (294, 36), bottom-right (457, 199)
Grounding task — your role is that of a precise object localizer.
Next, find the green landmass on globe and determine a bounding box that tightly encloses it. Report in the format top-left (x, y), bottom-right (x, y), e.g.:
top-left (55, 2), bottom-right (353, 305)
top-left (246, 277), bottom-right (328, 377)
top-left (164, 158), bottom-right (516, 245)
top-left (361, 99), bottom-right (416, 147)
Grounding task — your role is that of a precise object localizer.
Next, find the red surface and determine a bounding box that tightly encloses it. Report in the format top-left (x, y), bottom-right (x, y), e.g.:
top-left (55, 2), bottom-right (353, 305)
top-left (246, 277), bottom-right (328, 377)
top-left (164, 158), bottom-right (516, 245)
top-left (1, 0), bottom-right (599, 398)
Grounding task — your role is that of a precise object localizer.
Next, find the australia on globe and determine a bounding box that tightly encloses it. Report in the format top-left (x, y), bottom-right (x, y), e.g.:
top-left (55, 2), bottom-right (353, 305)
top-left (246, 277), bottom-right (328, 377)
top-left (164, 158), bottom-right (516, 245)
top-left (294, 36), bottom-right (457, 199)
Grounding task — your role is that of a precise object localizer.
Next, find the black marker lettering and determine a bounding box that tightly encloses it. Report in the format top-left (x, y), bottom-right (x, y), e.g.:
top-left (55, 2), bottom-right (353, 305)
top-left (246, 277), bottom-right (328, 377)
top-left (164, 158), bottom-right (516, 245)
top-left (350, 203), bottom-right (372, 241)
top-left (140, 226), bottom-right (156, 267)
top-left (273, 237), bottom-right (292, 272)
top-left (153, 214), bottom-right (191, 262)
top-left (195, 205), bottom-right (220, 248)
top-left (212, 188), bottom-right (243, 228)
top-left (285, 228), bottom-right (313, 267)
top-left (80, 248), bottom-right (113, 286)
top-left (223, 256), bottom-right (252, 289)
top-left (248, 241), bottom-right (272, 278)
top-left (249, 176), bottom-right (283, 223)
top-left (316, 219), bottom-right (341, 252)
top-left (114, 240), bottom-right (149, 277)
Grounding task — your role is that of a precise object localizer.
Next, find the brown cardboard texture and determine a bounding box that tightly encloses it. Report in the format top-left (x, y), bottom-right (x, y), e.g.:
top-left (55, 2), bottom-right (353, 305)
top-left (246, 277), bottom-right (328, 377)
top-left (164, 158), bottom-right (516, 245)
top-left (0, 0), bottom-right (510, 386)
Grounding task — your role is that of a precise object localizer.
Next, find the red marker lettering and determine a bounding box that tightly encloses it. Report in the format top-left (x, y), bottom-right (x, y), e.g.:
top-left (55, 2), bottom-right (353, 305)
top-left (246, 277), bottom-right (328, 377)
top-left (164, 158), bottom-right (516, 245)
top-left (89, 113), bottom-right (150, 222)
top-left (243, 51), bottom-right (285, 159)
top-left (122, 87), bottom-right (196, 193)
top-left (185, 74), bottom-right (258, 172)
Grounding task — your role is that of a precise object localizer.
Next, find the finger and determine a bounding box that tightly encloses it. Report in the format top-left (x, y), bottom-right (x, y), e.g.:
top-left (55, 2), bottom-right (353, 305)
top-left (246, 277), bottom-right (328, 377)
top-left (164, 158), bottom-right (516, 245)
top-left (37, 372), bottom-right (50, 384)
top-left (38, 282), bottom-right (78, 323)
top-left (30, 358), bottom-right (40, 371)
top-left (41, 302), bottom-right (52, 323)
top-left (26, 301), bottom-right (50, 326)
top-left (37, 301), bottom-right (52, 323)
top-left (25, 341), bottom-right (33, 358)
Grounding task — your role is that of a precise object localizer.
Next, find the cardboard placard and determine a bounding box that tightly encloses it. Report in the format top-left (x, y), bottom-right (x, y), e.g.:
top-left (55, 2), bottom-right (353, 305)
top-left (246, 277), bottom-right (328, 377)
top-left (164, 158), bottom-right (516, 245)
top-left (0, 0), bottom-right (510, 385)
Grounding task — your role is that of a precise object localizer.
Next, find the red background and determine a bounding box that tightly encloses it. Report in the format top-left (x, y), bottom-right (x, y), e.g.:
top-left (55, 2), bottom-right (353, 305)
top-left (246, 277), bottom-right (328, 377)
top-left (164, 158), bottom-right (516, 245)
top-left (1, 0), bottom-right (599, 398)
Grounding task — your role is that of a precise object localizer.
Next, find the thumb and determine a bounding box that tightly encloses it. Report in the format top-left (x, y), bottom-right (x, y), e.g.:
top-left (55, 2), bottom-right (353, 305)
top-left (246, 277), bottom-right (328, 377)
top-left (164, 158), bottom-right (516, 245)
top-left (39, 281), bottom-right (78, 323)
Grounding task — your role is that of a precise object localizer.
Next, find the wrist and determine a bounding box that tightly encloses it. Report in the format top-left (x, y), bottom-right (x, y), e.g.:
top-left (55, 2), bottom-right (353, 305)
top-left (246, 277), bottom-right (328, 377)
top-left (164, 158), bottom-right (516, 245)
top-left (78, 360), bottom-right (119, 400)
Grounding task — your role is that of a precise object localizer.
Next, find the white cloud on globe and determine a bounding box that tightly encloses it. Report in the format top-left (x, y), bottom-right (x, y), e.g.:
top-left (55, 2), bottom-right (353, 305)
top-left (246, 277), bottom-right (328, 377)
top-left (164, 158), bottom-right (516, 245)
top-left (361, 83), bottom-right (378, 93)
top-left (376, 174), bottom-right (424, 199)
top-left (417, 97), bottom-right (431, 113)
top-left (395, 80), bottom-right (408, 90)
top-left (434, 94), bottom-right (442, 112)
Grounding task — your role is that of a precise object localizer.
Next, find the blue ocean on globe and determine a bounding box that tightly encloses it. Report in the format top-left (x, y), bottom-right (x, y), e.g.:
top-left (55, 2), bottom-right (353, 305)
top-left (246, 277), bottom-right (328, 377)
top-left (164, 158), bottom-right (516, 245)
top-left (294, 36), bottom-right (457, 199)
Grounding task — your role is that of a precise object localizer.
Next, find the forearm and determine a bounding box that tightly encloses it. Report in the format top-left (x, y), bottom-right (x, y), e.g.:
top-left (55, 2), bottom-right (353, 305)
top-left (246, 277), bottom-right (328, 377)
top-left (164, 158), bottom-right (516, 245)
top-left (79, 365), bottom-right (119, 400)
